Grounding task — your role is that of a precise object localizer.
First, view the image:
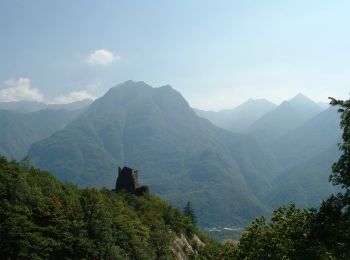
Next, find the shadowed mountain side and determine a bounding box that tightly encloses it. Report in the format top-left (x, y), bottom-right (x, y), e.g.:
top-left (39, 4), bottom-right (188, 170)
top-left (265, 145), bottom-right (341, 208)
top-left (28, 80), bottom-right (280, 227)
top-left (0, 109), bottom-right (83, 160)
top-left (272, 106), bottom-right (341, 171)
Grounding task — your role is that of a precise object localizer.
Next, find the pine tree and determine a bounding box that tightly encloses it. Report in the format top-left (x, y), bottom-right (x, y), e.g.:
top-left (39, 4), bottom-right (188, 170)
top-left (183, 201), bottom-right (196, 225)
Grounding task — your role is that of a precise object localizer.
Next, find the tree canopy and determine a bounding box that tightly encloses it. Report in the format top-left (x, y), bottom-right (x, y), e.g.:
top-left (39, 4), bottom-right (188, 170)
top-left (329, 97), bottom-right (350, 198)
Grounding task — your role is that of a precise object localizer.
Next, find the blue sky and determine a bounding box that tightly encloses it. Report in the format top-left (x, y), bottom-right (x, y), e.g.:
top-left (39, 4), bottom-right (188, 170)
top-left (1, 0), bottom-right (350, 110)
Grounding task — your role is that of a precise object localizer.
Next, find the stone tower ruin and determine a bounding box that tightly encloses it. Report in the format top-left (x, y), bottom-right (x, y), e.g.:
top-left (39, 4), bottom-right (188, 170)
top-left (115, 167), bottom-right (149, 196)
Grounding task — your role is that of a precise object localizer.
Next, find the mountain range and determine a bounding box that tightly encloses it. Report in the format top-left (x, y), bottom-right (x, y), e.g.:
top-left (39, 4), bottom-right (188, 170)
top-left (27, 81), bottom-right (282, 227)
top-left (0, 80), bottom-right (342, 227)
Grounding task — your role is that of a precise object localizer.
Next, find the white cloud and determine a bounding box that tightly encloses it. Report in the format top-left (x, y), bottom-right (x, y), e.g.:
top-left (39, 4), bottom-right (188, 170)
top-left (86, 49), bottom-right (120, 65)
top-left (52, 90), bottom-right (96, 104)
top-left (0, 78), bottom-right (44, 102)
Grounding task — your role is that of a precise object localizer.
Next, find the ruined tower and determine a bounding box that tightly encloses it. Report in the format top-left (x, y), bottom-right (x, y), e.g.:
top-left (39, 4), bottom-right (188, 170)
top-left (115, 167), bottom-right (149, 195)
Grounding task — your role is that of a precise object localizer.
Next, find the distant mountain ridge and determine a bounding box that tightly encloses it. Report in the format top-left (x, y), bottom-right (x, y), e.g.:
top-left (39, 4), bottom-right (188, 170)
top-left (0, 109), bottom-right (83, 160)
top-left (0, 99), bottom-right (93, 113)
top-left (247, 93), bottom-right (323, 145)
top-left (194, 98), bottom-right (276, 132)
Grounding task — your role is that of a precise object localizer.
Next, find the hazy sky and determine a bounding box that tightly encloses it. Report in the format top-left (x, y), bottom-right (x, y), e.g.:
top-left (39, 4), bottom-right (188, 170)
top-left (1, 1), bottom-right (350, 110)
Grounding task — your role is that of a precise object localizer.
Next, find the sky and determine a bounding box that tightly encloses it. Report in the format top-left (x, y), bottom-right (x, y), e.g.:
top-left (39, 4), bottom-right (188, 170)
top-left (1, 0), bottom-right (350, 110)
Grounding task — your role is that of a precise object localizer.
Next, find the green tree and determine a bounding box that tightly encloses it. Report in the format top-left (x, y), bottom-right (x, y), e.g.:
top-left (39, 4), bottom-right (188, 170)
top-left (236, 205), bottom-right (322, 259)
top-left (183, 201), bottom-right (197, 225)
top-left (329, 96), bottom-right (350, 201)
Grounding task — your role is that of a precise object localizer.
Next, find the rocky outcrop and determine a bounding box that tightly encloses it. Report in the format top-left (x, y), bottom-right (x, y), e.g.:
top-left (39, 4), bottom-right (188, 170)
top-left (171, 234), bottom-right (204, 260)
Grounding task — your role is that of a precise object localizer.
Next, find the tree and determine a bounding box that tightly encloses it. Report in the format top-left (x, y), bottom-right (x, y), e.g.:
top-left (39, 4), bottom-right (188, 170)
top-left (236, 205), bottom-right (320, 259)
top-left (329, 96), bottom-right (350, 204)
top-left (183, 201), bottom-right (197, 225)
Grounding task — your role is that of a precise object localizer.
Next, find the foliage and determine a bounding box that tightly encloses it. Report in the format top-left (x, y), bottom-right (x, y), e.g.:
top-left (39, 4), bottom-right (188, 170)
top-left (236, 205), bottom-right (324, 259)
top-left (193, 240), bottom-right (237, 260)
top-left (329, 97), bottom-right (350, 194)
top-left (0, 156), bottom-right (201, 259)
top-left (183, 201), bottom-right (197, 225)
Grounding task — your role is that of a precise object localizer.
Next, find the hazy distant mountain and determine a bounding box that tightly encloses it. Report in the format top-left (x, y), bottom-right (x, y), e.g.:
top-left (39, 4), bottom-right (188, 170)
top-left (49, 99), bottom-right (93, 111)
top-left (28, 81), bottom-right (281, 227)
top-left (194, 98), bottom-right (276, 132)
top-left (248, 93), bottom-right (323, 145)
top-left (272, 106), bottom-right (341, 170)
top-left (262, 105), bottom-right (342, 209)
top-left (266, 145), bottom-right (340, 208)
top-left (0, 109), bottom-right (83, 160)
top-left (317, 101), bottom-right (330, 110)
top-left (0, 99), bottom-right (93, 113)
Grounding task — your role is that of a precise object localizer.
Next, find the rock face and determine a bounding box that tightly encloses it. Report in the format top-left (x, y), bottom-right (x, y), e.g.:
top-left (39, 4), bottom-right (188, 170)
top-left (115, 167), bottom-right (148, 196)
top-left (171, 234), bottom-right (204, 260)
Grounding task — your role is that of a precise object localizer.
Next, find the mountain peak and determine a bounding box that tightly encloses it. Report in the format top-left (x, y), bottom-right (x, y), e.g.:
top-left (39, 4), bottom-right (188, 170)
top-left (242, 98), bottom-right (275, 106)
top-left (289, 93), bottom-right (314, 104)
top-left (115, 80), bottom-right (152, 89)
top-left (272, 93), bottom-right (323, 120)
top-left (287, 93), bottom-right (322, 112)
top-left (159, 84), bottom-right (174, 91)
